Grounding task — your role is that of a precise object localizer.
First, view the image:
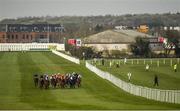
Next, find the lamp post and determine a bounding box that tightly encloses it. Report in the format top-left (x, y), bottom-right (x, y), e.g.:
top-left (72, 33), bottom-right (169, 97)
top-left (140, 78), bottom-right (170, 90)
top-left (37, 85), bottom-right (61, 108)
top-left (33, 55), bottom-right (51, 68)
top-left (63, 37), bottom-right (66, 51)
top-left (83, 52), bottom-right (85, 60)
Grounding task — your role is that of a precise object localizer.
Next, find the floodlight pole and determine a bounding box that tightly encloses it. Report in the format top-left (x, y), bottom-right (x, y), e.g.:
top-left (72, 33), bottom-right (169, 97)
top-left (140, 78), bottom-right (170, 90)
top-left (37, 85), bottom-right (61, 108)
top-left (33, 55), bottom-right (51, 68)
top-left (5, 24), bottom-right (8, 42)
top-left (47, 24), bottom-right (50, 43)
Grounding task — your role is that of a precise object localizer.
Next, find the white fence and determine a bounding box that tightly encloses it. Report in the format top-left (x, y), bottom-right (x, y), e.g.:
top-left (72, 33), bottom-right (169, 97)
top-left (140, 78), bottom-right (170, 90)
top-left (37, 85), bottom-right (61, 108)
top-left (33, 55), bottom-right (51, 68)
top-left (52, 50), bottom-right (80, 64)
top-left (86, 61), bottom-right (180, 104)
top-left (0, 43), bottom-right (65, 51)
top-left (95, 58), bottom-right (180, 66)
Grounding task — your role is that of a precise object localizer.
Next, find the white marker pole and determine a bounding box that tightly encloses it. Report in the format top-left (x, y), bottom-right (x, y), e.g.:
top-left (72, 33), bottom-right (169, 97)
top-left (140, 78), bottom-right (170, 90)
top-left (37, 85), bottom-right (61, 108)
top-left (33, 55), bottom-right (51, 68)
top-left (151, 59), bottom-right (152, 65)
top-left (109, 61), bottom-right (111, 67)
top-left (178, 58), bottom-right (179, 64)
top-left (131, 59), bottom-right (133, 65)
top-left (144, 59), bottom-right (145, 65)
top-left (157, 60), bottom-right (159, 67)
top-left (136, 59), bottom-right (138, 64)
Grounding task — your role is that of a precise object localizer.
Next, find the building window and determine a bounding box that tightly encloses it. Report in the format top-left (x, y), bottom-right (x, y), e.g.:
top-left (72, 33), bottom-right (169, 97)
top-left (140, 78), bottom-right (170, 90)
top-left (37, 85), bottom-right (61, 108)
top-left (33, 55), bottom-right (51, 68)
top-left (7, 35), bottom-right (10, 39)
top-left (40, 35), bottom-right (44, 39)
top-left (31, 35), bottom-right (33, 40)
top-left (16, 35), bottom-right (18, 39)
top-left (23, 34), bottom-right (25, 39)
top-left (2, 34), bottom-right (5, 39)
top-left (12, 35), bottom-right (14, 39)
top-left (26, 35), bottom-right (29, 39)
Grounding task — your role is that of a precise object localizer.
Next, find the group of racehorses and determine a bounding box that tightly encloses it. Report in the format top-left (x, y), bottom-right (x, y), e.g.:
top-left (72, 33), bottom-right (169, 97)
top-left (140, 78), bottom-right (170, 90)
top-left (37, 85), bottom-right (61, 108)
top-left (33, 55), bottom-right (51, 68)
top-left (33, 72), bottom-right (82, 89)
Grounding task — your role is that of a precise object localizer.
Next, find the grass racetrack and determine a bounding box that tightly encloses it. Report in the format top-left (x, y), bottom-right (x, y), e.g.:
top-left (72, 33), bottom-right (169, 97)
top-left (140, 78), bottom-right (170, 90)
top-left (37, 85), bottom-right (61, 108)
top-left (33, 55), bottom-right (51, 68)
top-left (96, 59), bottom-right (180, 90)
top-left (0, 52), bottom-right (180, 110)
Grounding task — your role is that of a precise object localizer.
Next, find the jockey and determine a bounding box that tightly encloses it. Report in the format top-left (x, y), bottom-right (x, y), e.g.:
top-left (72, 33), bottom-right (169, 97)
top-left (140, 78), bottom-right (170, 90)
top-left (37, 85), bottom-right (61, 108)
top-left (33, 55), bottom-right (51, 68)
top-left (60, 74), bottom-right (64, 80)
top-left (62, 74), bottom-right (65, 79)
top-left (68, 73), bottom-right (71, 77)
top-left (45, 75), bottom-right (49, 80)
top-left (40, 75), bottom-right (43, 79)
top-left (78, 74), bottom-right (82, 79)
top-left (34, 74), bottom-right (38, 79)
top-left (65, 73), bottom-right (69, 77)
top-left (72, 72), bottom-right (76, 75)
top-left (49, 75), bottom-right (52, 80)
top-left (70, 75), bottom-right (73, 80)
top-left (54, 74), bottom-right (57, 78)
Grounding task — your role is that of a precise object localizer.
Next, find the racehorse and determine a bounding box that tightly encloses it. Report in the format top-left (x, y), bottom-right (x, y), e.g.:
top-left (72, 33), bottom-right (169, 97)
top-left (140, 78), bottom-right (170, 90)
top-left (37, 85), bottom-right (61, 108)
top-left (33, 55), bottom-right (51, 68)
top-left (69, 73), bottom-right (78, 88)
top-left (76, 75), bottom-right (82, 87)
top-left (33, 74), bottom-right (39, 87)
top-left (35, 73), bottom-right (82, 89)
top-left (44, 75), bottom-right (50, 89)
top-left (39, 75), bottom-right (44, 89)
top-left (50, 76), bottom-right (57, 88)
top-left (44, 79), bottom-right (50, 89)
top-left (56, 75), bottom-right (61, 88)
top-left (59, 75), bottom-right (66, 88)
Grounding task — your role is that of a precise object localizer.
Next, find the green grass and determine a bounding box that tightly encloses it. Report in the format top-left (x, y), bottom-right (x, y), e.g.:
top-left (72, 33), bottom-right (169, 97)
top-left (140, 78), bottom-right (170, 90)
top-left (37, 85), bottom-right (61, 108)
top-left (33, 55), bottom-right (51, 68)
top-left (95, 59), bottom-right (180, 90)
top-left (0, 52), bottom-right (180, 109)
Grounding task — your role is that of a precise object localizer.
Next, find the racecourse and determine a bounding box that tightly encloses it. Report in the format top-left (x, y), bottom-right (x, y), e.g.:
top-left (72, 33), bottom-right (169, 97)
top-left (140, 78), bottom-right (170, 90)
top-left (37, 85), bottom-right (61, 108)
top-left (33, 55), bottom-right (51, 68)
top-left (0, 52), bottom-right (180, 109)
top-left (96, 59), bottom-right (180, 90)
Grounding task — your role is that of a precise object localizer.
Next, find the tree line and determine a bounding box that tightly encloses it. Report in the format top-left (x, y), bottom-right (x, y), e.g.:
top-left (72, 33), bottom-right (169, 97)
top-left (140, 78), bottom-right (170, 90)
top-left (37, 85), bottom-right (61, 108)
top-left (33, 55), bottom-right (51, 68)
top-left (130, 30), bottom-right (180, 58)
top-left (1, 13), bottom-right (180, 38)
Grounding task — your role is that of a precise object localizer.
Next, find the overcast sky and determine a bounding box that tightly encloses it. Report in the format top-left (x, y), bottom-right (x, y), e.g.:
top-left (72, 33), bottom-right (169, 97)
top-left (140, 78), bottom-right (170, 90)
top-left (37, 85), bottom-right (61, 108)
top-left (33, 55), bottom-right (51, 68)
top-left (0, 0), bottom-right (180, 19)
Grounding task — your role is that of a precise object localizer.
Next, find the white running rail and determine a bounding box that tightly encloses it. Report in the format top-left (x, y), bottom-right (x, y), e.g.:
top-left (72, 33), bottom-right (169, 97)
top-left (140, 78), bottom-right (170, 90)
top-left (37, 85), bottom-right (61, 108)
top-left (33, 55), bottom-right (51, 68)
top-left (86, 61), bottom-right (180, 104)
top-left (0, 43), bottom-right (65, 51)
top-left (52, 50), bottom-right (80, 64)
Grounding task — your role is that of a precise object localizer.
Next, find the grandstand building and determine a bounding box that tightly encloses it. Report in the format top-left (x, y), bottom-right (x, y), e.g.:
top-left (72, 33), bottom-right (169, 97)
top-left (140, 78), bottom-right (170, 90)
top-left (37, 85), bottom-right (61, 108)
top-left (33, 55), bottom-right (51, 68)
top-left (83, 30), bottom-right (154, 51)
top-left (83, 30), bottom-right (165, 53)
top-left (0, 24), bottom-right (65, 43)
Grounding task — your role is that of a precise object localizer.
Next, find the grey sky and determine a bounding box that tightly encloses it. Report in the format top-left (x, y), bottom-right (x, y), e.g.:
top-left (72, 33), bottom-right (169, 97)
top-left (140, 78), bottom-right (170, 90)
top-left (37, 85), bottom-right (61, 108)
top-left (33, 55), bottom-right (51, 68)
top-left (0, 0), bottom-right (180, 19)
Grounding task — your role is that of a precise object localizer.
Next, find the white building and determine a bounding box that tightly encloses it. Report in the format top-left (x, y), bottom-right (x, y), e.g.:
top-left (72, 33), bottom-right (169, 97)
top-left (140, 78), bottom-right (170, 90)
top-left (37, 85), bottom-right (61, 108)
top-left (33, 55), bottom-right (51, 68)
top-left (174, 27), bottom-right (180, 31)
top-left (114, 26), bottom-right (127, 30)
top-left (83, 30), bottom-right (136, 52)
top-left (163, 26), bottom-right (180, 31)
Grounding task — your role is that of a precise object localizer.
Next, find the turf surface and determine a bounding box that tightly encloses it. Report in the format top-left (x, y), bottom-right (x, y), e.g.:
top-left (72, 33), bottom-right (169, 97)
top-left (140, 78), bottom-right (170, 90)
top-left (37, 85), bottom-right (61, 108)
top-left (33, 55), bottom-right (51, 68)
top-left (96, 59), bottom-right (180, 90)
top-left (0, 52), bottom-right (180, 109)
